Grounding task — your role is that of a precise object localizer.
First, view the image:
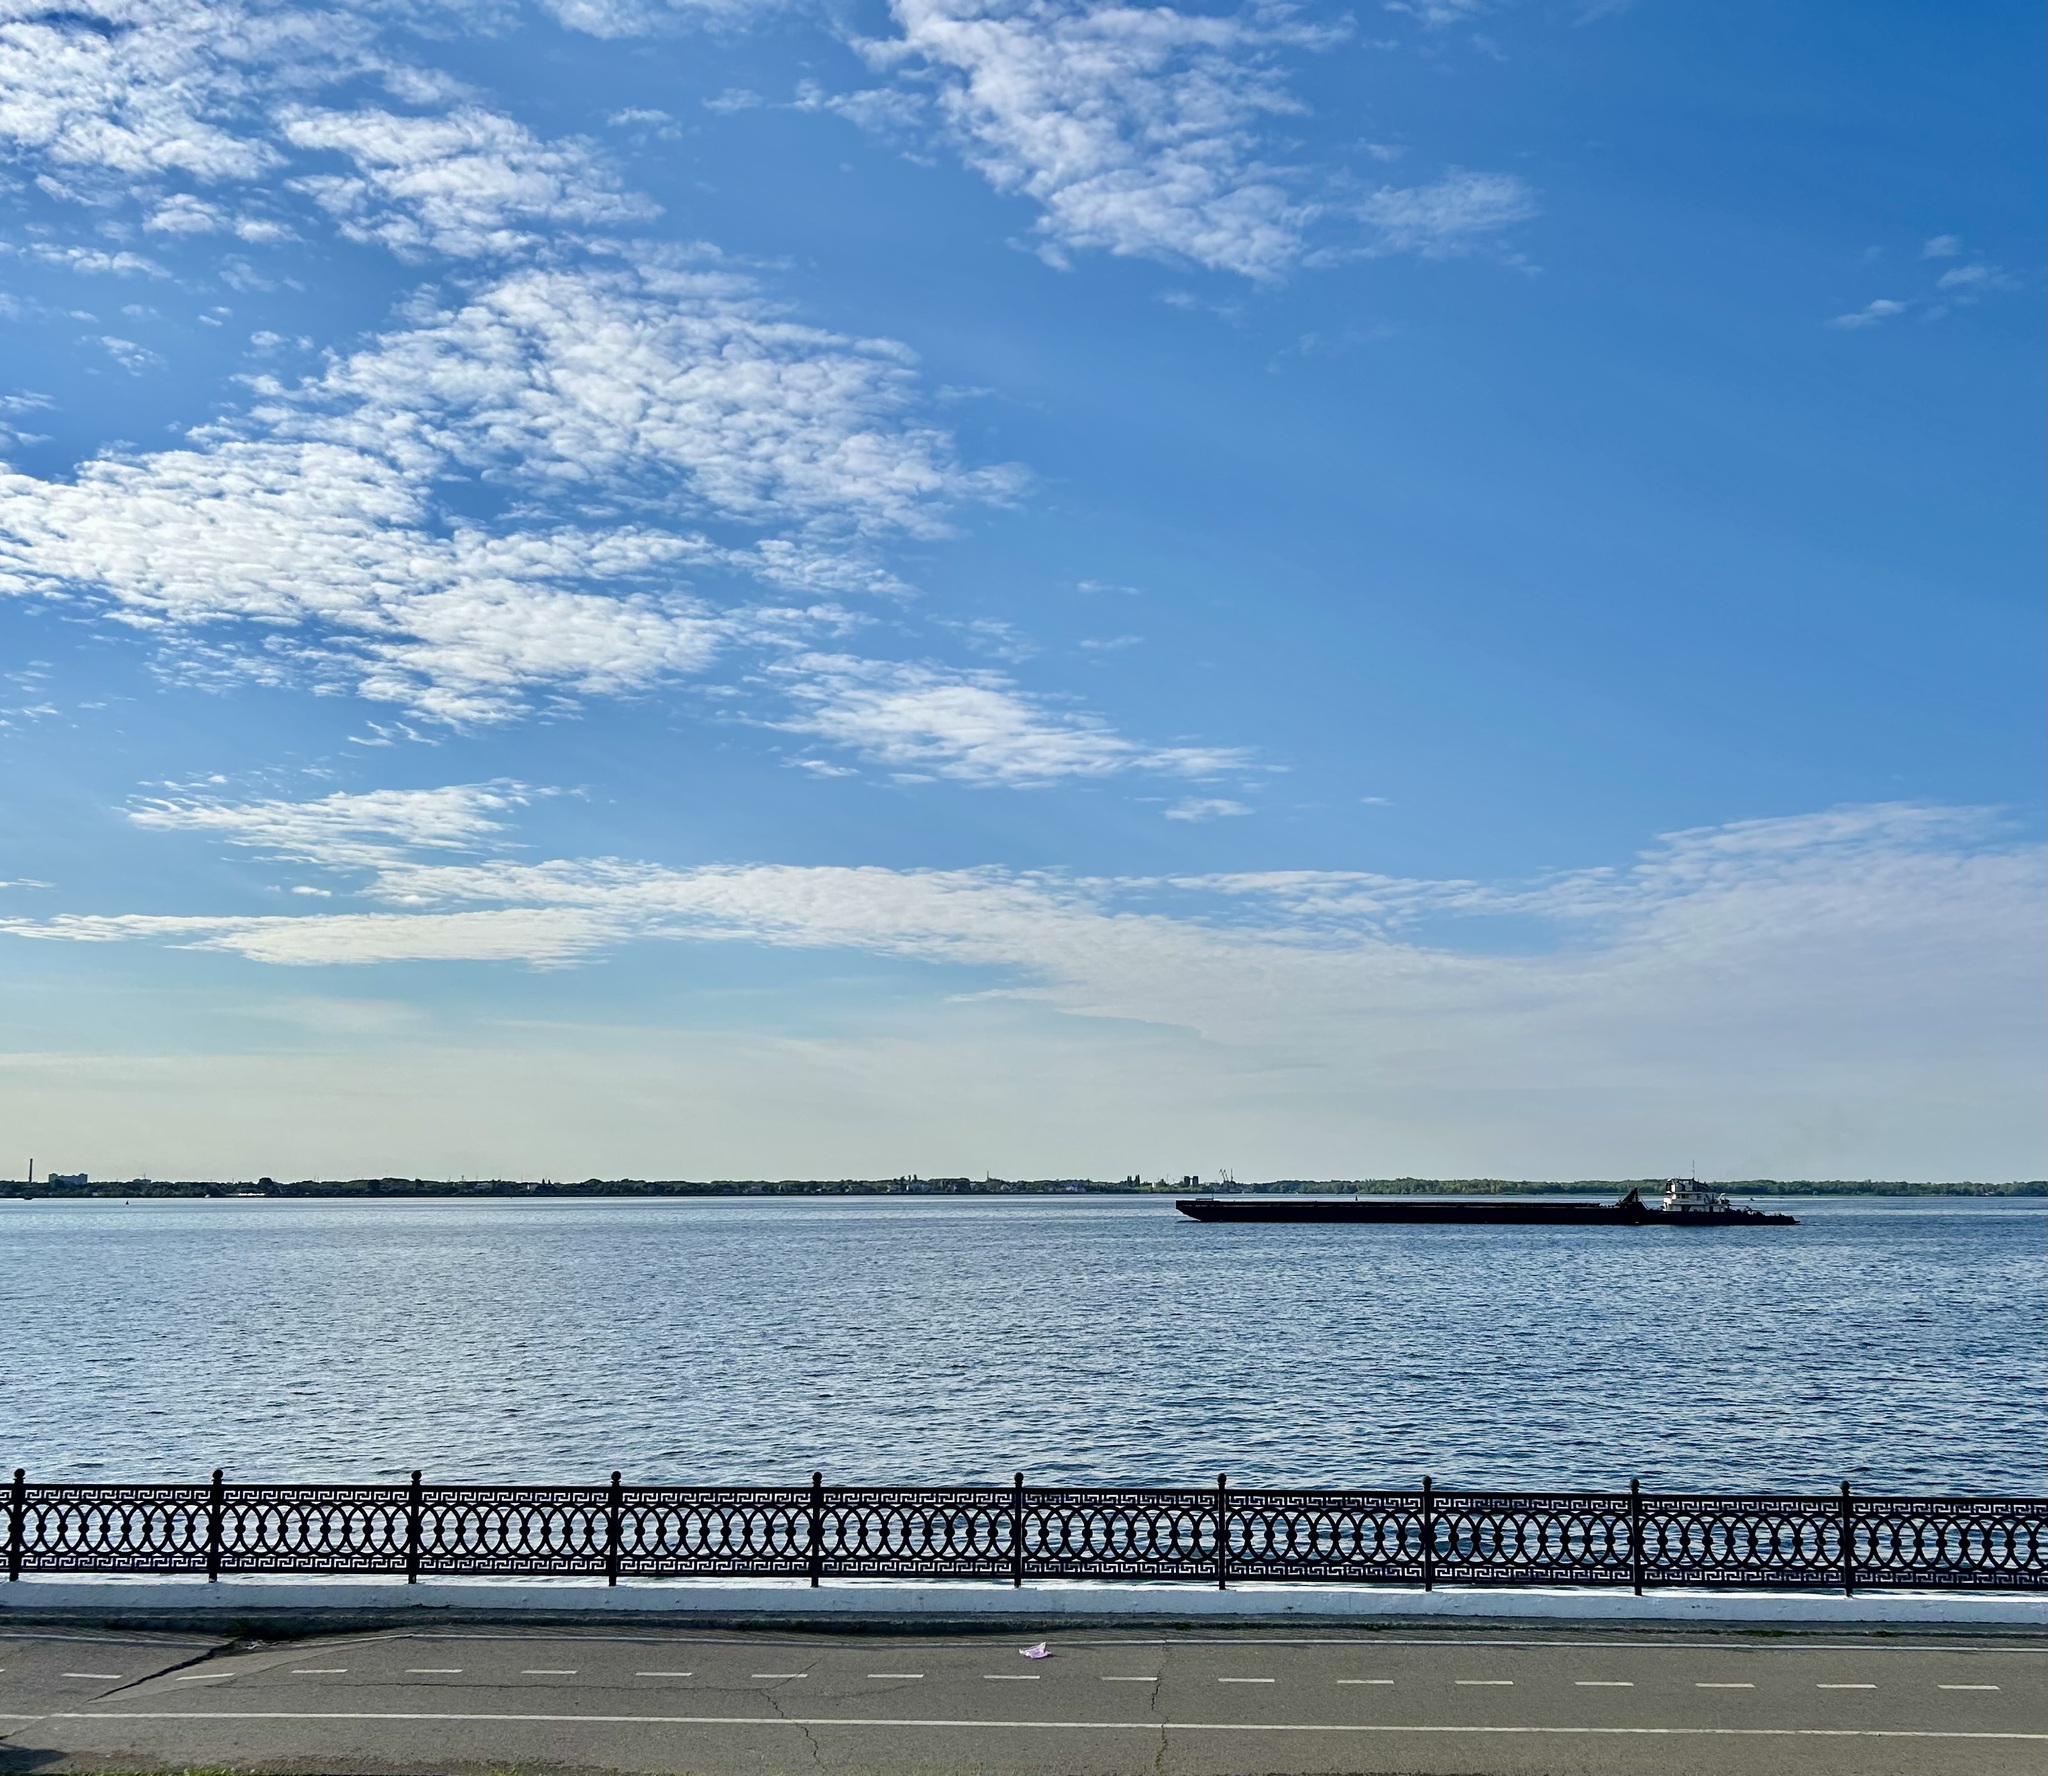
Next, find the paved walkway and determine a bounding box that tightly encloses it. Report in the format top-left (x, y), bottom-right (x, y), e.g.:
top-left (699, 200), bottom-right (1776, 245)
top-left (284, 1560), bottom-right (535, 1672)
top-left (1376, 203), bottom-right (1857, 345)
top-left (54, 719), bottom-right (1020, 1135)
top-left (3, 1624), bottom-right (2041, 1775)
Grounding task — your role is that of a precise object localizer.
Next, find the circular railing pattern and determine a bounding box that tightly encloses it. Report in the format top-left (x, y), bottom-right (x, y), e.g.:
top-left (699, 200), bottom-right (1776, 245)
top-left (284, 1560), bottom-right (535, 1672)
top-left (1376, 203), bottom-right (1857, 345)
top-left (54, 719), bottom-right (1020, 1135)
top-left (5, 1475), bottom-right (2041, 1589)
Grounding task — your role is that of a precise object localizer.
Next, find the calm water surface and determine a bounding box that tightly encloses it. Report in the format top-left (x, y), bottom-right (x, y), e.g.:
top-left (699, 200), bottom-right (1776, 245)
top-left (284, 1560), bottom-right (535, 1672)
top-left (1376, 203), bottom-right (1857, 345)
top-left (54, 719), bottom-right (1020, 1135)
top-left (3, 1195), bottom-right (2041, 1492)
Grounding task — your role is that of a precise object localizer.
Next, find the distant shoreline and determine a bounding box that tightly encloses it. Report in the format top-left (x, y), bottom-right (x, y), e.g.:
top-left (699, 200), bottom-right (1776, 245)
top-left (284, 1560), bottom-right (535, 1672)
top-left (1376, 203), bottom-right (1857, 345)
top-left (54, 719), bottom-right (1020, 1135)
top-left (8, 1176), bottom-right (2042, 1200)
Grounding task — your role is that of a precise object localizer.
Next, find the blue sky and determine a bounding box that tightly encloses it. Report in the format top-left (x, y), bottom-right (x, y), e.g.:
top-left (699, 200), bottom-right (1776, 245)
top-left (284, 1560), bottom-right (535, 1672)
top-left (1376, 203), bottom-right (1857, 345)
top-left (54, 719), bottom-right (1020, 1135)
top-left (0, 0), bottom-right (2040, 1182)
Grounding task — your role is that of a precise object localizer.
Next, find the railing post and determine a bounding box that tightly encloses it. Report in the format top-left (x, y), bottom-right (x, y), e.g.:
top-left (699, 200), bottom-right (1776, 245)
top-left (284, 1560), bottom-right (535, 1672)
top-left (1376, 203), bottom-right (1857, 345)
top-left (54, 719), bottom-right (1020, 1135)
top-left (1421, 1476), bottom-right (1435, 1592)
top-left (1629, 1479), bottom-right (1644, 1595)
top-left (606, 1470), bottom-right (624, 1588)
top-left (7, 1468), bottom-right (23, 1582)
top-left (1838, 1481), bottom-right (1856, 1597)
top-left (205, 1469), bottom-right (225, 1583)
top-left (1011, 1471), bottom-right (1025, 1589)
top-left (1215, 1473), bottom-right (1229, 1591)
top-left (808, 1470), bottom-right (824, 1588)
top-left (405, 1469), bottom-right (423, 1585)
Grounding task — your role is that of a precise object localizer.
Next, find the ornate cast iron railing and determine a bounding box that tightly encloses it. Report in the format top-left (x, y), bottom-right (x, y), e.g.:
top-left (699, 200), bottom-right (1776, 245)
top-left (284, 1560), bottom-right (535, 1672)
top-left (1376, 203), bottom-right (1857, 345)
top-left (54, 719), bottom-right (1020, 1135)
top-left (5, 1469), bottom-right (2041, 1593)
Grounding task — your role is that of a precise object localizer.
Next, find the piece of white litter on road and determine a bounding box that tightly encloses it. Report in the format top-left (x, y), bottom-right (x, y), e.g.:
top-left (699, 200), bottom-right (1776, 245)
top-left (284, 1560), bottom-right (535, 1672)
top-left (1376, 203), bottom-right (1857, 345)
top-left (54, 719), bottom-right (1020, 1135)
top-left (1021, 1643), bottom-right (1051, 1659)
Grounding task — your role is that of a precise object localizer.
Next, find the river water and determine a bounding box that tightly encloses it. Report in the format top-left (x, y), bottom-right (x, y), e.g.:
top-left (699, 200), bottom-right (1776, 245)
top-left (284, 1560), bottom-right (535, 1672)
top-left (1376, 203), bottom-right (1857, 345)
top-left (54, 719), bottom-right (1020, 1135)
top-left (3, 1194), bottom-right (2041, 1494)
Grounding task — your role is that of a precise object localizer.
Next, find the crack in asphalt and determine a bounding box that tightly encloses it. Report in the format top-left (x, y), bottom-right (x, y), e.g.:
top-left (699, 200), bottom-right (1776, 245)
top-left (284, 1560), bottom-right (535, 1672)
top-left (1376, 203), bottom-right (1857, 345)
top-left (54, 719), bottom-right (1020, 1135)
top-left (751, 1651), bottom-right (826, 1773)
top-left (99, 1639), bottom-right (232, 1701)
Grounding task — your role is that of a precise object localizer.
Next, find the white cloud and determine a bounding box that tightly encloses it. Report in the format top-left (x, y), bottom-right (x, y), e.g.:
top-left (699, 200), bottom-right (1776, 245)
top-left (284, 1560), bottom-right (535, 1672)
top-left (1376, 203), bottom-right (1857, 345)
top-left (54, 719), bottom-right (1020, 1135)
top-left (1827, 298), bottom-right (1906, 329)
top-left (143, 191), bottom-right (228, 234)
top-left (1356, 170), bottom-right (1537, 257)
top-left (0, 1), bottom-right (298, 190)
top-left (0, 256), bottom-right (1035, 726)
top-left (1921, 233), bottom-right (1961, 258)
top-left (1934, 262), bottom-right (2016, 298)
top-left (9, 243), bottom-right (168, 277)
top-left (0, 439), bottom-right (725, 722)
top-left (98, 335), bottom-right (164, 373)
top-left (1165, 796), bottom-right (1249, 820)
top-left (1384, 0), bottom-right (1488, 23)
top-left (6, 805), bottom-right (2038, 1141)
top-left (539, 0), bottom-right (783, 35)
top-left (874, 0), bottom-right (1334, 278)
top-left (130, 782), bottom-right (530, 865)
top-left (282, 105), bottom-right (658, 259)
top-left (267, 262), bottom-right (1024, 536)
top-left (773, 652), bottom-right (1245, 784)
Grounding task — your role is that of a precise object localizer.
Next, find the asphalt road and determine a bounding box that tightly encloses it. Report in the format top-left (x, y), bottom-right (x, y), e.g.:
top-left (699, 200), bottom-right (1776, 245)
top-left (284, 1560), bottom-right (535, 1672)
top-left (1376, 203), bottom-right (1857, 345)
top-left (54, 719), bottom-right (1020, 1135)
top-left (1, 1624), bottom-right (2040, 1776)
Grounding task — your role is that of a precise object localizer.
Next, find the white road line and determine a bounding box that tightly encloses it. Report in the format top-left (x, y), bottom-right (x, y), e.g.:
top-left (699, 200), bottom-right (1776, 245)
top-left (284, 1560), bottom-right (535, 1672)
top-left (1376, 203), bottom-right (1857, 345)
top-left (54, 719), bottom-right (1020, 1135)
top-left (1817, 1684), bottom-right (1877, 1690)
top-left (1217, 1678), bottom-right (1274, 1684)
top-left (1101, 1677), bottom-right (1157, 1683)
top-left (61, 1674), bottom-right (124, 1680)
top-left (1940, 1685), bottom-right (2001, 1691)
top-left (1337, 1680), bottom-right (1394, 1686)
top-left (634, 1671), bottom-right (694, 1678)
top-left (42, 1709), bottom-right (2048, 1742)
top-left (868, 1674), bottom-right (925, 1680)
top-left (173, 1674), bottom-right (232, 1682)
top-left (522, 1670), bottom-right (578, 1676)
top-left (1576, 1681), bottom-right (1634, 1688)
top-left (751, 1673), bottom-right (807, 1680)
top-left (983, 1674), bottom-right (1040, 1681)
top-left (1697, 1683), bottom-right (1754, 1689)
top-left (291, 1670), bottom-right (347, 1675)
top-left (1455, 1680), bottom-right (1513, 1687)
top-left (405, 1669), bottom-right (462, 1675)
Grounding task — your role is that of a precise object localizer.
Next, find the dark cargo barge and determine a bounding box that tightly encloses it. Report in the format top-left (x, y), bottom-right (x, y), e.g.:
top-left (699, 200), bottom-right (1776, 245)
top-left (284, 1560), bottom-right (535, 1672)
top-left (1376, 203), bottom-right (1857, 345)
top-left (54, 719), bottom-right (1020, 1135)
top-left (1176, 1180), bottom-right (1797, 1227)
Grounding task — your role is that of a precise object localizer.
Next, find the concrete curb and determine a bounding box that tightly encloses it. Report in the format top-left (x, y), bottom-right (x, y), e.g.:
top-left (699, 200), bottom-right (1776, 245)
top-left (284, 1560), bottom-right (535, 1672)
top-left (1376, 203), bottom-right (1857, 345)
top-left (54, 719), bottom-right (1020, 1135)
top-left (2, 1577), bottom-right (2039, 1632)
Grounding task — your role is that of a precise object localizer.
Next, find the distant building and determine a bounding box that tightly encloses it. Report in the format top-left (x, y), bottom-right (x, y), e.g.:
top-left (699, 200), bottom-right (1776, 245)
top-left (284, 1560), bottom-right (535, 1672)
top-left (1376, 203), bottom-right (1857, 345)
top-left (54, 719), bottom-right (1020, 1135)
top-left (48, 1172), bottom-right (87, 1187)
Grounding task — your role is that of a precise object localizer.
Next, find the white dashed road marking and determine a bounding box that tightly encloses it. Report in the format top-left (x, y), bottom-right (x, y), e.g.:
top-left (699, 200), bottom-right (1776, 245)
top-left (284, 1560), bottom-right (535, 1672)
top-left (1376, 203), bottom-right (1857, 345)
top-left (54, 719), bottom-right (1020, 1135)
top-left (1101, 1677), bottom-right (1157, 1683)
top-left (1456, 1680), bottom-right (1514, 1687)
top-left (984, 1674), bottom-right (1040, 1681)
top-left (1576, 1682), bottom-right (1634, 1687)
top-left (635, 1672), bottom-right (693, 1678)
top-left (1218, 1678), bottom-right (1274, 1684)
top-left (868, 1673), bottom-right (925, 1680)
top-left (62, 1674), bottom-right (124, 1680)
top-left (1697, 1683), bottom-right (1755, 1689)
top-left (34, 1708), bottom-right (2044, 1744)
top-left (751, 1674), bottom-right (807, 1680)
top-left (1338, 1680), bottom-right (1394, 1686)
top-left (1941, 1685), bottom-right (2000, 1691)
top-left (406, 1669), bottom-right (462, 1675)
top-left (292, 1669), bottom-right (347, 1675)
top-left (1818, 1684), bottom-right (1877, 1690)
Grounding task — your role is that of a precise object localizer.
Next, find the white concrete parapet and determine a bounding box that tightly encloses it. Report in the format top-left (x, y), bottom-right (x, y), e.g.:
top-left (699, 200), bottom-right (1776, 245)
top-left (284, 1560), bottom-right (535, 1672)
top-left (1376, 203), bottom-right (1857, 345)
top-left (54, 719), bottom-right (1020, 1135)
top-left (1, 1574), bottom-right (2040, 1627)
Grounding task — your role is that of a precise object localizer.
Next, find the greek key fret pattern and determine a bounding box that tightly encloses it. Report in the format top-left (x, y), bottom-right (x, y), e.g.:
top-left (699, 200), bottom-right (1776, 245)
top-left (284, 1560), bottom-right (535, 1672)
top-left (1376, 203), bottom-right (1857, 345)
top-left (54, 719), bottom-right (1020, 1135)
top-left (5, 1477), bottom-right (2041, 1590)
